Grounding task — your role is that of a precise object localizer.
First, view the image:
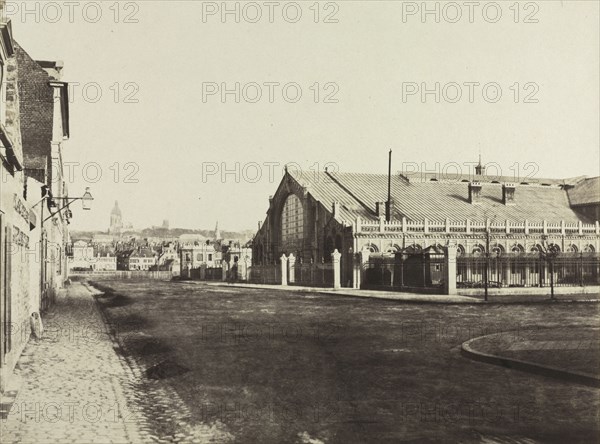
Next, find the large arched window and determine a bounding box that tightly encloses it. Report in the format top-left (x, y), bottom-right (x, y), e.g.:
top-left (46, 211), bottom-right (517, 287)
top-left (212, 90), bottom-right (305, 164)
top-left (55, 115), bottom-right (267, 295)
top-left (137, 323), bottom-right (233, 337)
top-left (281, 194), bottom-right (304, 254)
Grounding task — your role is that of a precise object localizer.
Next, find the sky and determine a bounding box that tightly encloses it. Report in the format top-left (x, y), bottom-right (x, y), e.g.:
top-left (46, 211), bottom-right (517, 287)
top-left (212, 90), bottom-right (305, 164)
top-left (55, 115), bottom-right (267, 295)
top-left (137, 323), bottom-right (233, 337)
top-left (8, 0), bottom-right (600, 232)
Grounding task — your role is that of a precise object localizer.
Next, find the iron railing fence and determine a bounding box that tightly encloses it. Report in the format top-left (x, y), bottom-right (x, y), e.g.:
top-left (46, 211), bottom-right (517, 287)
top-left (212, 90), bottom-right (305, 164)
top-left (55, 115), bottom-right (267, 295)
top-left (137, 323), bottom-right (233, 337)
top-left (247, 264), bottom-right (281, 285)
top-left (204, 267), bottom-right (223, 281)
top-left (364, 253), bottom-right (446, 293)
top-left (292, 262), bottom-right (335, 287)
top-left (457, 253), bottom-right (600, 288)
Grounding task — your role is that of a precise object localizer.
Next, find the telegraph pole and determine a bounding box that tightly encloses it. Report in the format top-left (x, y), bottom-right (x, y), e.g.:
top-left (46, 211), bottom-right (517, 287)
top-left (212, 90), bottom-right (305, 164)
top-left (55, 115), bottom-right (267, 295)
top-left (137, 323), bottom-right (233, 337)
top-left (386, 149), bottom-right (392, 222)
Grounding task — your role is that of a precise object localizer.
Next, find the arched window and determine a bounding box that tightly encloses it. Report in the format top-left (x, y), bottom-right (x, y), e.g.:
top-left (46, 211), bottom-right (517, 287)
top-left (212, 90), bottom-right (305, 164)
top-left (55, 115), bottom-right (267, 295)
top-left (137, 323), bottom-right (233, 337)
top-left (281, 194), bottom-right (304, 254)
top-left (490, 244), bottom-right (504, 257)
top-left (566, 244), bottom-right (578, 253)
top-left (548, 243), bottom-right (561, 253)
top-left (364, 243), bottom-right (379, 253)
top-left (530, 244), bottom-right (542, 253)
top-left (472, 244), bottom-right (485, 257)
top-left (456, 244), bottom-right (466, 257)
top-left (584, 244), bottom-right (596, 253)
top-left (511, 244), bottom-right (524, 254)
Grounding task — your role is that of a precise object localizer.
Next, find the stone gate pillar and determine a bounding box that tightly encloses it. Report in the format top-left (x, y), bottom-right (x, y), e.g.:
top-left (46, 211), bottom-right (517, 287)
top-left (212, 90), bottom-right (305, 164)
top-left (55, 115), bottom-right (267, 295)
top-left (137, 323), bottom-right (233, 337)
top-left (445, 243), bottom-right (457, 295)
top-left (280, 254), bottom-right (288, 285)
top-left (222, 260), bottom-right (228, 282)
top-left (359, 248), bottom-right (370, 289)
top-left (352, 252), bottom-right (362, 289)
top-left (288, 253), bottom-right (296, 284)
top-left (332, 249), bottom-right (342, 289)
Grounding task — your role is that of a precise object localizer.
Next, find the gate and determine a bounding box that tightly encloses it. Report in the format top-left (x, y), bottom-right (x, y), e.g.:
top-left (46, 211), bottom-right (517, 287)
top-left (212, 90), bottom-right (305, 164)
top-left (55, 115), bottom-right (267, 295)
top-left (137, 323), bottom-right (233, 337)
top-left (293, 260), bottom-right (334, 287)
top-left (364, 247), bottom-right (446, 294)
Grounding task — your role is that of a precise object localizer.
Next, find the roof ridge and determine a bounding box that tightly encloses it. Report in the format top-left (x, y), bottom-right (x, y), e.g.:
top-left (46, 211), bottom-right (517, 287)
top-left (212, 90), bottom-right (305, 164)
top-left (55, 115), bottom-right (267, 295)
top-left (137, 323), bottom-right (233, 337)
top-left (325, 171), bottom-right (376, 217)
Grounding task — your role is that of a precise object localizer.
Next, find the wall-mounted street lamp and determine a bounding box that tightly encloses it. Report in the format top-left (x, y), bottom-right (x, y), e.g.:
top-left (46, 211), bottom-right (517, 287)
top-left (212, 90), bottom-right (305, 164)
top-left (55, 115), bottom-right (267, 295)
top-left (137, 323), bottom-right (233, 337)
top-left (42, 187), bottom-right (93, 224)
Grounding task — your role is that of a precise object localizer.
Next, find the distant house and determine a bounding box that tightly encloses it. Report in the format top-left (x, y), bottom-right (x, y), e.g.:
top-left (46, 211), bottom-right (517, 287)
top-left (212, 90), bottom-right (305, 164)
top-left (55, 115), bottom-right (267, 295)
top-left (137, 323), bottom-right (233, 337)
top-left (69, 240), bottom-right (95, 270)
top-left (116, 250), bottom-right (133, 271)
top-left (222, 242), bottom-right (253, 280)
top-left (153, 243), bottom-right (180, 275)
top-left (180, 243), bottom-right (221, 278)
top-left (128, 248), bottom-right (157, 271)
top-left (116, 248), bottom-right (155, 271)
top-left (93, 253), bottom-right (117, 271)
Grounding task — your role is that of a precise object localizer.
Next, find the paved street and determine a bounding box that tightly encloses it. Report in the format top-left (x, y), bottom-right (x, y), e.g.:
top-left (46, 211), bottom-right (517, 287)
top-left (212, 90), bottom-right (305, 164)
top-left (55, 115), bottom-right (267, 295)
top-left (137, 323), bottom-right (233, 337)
top-left (92, 280), bottom-right (599, 443)
top-left (2, 279), bottom-right (599, 444)
top-left (0, 282), bottom-right (142, 444)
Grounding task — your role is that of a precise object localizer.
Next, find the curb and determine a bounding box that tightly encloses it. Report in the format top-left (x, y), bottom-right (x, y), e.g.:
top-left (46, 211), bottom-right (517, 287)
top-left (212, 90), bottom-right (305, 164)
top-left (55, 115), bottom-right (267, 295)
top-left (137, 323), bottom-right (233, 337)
top-left (196, 281), bottom-right (480, 304)
top-left (461, 335), bottom-right (600, 389)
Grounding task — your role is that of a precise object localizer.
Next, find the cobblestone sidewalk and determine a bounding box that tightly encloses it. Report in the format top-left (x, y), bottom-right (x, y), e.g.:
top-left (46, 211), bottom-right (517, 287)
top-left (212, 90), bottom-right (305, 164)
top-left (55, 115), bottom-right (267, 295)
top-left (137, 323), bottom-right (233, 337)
top-left (0, 282), bottom-right (142, 444)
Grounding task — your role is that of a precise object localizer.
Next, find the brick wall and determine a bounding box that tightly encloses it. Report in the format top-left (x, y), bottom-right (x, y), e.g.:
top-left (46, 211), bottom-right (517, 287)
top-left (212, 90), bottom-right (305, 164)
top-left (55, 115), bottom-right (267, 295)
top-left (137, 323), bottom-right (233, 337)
top-left (14, 41), bottom-right (54, 173)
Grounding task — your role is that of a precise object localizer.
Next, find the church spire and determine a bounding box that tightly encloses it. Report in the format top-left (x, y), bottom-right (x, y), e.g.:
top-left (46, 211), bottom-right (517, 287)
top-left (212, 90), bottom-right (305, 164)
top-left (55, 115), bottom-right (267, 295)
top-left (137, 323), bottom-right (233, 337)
top-left (475, 153), bottom-right (485, 176)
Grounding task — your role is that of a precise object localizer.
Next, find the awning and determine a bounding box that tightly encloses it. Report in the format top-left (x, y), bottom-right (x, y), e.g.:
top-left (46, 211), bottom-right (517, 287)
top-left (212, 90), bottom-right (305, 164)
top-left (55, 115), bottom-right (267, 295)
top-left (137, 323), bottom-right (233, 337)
top-left (29, 209), bottom-right (37, 230)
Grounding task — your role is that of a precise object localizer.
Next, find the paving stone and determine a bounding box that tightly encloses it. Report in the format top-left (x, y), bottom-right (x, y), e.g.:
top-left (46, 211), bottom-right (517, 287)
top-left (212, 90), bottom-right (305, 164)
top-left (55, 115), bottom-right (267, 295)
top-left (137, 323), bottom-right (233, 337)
top-left (0, 283), bottom-right (142, 443)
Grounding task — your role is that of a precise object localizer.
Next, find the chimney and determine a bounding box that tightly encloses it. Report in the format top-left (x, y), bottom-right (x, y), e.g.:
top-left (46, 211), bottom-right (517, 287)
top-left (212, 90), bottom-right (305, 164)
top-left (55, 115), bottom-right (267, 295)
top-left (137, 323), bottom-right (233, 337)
top-left (375, 201), bottom-right (386, 216)
top-left (332, 201), bottom-right (340, 218)
top-left (502, 183), bottom-right (516, 205)
top-left (468, 182), bottom-right (482, 204)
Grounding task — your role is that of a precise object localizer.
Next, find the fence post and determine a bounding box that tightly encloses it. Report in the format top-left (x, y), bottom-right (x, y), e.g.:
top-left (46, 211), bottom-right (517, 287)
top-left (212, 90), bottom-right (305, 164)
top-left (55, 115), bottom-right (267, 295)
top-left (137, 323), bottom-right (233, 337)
top-left (222, 261), bottom-right (227, 282)
top-left (359, 249), bottom-right (369, 289)
top-left (288, 253), bottom-right (296, 284)
top-left (200, 263), bottom-right (207, 280)
top-left (280, 254), bottom-right (288, 285)
top-left (580, 252), bottom-right (584, 287)
top-left (352, 252), bottom-right (362, 289)
top-left (332, 249), bottom-right (341, 289)
top-left (445, 243), bottom-right (457, 295)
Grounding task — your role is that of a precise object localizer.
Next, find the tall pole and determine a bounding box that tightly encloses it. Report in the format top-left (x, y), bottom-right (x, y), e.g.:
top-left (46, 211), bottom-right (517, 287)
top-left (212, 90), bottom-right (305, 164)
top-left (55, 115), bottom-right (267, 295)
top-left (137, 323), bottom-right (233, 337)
top-left (386, 149), bottom-right (392, 222)
top-left (484, 227), bottom-right (489, 301)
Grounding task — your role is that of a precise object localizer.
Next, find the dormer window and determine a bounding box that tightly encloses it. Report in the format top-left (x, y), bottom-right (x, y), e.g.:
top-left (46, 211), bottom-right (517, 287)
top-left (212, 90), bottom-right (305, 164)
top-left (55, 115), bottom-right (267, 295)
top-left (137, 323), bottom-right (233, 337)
top-left (468, 182), bottom-right (482, 204)
top-left (502, 183), bottom-right (516, 205)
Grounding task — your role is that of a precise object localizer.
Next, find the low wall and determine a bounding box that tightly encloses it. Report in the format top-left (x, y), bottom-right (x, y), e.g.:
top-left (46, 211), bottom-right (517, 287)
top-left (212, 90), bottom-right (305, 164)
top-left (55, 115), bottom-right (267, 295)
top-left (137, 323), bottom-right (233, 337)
top-left (69, 271), bottom-right (174, 280)
top-left (459, 285), bottom-right (600, 297)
